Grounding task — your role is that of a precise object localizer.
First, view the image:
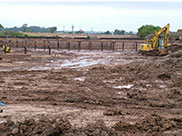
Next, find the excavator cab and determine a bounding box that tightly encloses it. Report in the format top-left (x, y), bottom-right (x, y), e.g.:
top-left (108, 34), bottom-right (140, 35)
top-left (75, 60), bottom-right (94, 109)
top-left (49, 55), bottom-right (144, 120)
top-left (158, 39), bottom-right (164, 49)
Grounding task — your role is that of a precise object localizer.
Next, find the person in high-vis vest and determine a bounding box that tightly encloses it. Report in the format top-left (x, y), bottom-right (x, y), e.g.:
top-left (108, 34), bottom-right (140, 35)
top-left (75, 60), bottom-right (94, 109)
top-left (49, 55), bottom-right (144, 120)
top-left (2, 45), bottom-right (6, 53)
top-left (6, 46), bottom-right (11, 53)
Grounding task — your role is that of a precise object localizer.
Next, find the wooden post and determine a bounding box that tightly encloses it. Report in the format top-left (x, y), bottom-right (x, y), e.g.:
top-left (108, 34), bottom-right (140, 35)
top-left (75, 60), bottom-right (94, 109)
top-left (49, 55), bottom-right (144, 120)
top-left (48, 45), bottom-right (51, 55)
top-left (57, 40), bottom-right (59, 50)
top-left (101, 41), bottom-right (103, 51)
top-left (34, 41), bottom-right (36, 50)
top-left (135, 42), bottom-right (138, 51)
top-left (112, 42), bottom-right (115, 52)
top-left (67, 41), bottom-right (70, 51)
top-left (89, 41), bottom-right (92, 50)
top-left (78, 41), bottom-right (81, 52)
top-left (16, 41), bottom-right (18, 48)
top-left (24, 46), bottom-right (27, 54)
top-left (110, 41), bottom-right (113, 50)
top-left (25, 41), bottom-right (27, 47)
top-left (122, 42), bottom-right (124, 51)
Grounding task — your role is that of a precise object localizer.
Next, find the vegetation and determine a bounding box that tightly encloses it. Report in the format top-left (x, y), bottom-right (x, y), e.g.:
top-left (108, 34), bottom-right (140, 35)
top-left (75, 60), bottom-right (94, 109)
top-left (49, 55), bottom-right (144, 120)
top-left (50, 27), bottom-right (57, 33)
top-left (0, 24), bottom-right (3, 29)
top-left (113, 29), bottom-right (125, 35)
top-left (0, 31), bottom-right (35, 37)
top-left (2, 25), bottom-right (58, 33)
top-left (75, 30), bottom-right (84, 34)
top-left (104, 31), bottom-right (112, 35)
top-left (137, 25), bottom-right (161, 38)
top-left (22, 24), bottom-right (28, 32)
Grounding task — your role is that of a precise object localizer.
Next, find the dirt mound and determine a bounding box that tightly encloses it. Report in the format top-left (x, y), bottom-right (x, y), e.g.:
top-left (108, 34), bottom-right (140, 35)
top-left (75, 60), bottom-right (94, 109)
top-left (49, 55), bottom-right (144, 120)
top-left (113, 113), bottom-right (181, 135)
top-left (169, 42), bottom-right (182, 52)
top-left (0, 116), bottom-right (71, 136)
top-left (170, 50), bottom-right (182, 58)
top-left (113, 121), bottom-right (139, 135)
top-left (103, 107), bottom-right (126, 116)
top-left (0, 118), bottom-right (120, 136)
top-left (157, 73), bottom-right (171, 80)
top-left (136, 113), bottom-right (177, 133)
top-left (67, 120), bottom-right (120, 136)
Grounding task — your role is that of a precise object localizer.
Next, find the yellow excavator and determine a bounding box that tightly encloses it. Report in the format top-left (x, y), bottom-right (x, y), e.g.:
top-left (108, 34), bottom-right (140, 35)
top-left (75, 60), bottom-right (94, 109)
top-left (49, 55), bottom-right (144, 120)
top-left (139, 24), bottom-right (170, 55)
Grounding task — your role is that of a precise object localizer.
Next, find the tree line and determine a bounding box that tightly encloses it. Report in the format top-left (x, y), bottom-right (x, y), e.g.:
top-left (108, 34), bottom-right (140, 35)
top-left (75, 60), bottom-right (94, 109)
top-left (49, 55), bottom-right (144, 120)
top-left (0, 24), bottom-right (57, 33)
top-left (0, 23), bottom-right (167, 38)
top-left (104, 25), bottom-right (163, 38)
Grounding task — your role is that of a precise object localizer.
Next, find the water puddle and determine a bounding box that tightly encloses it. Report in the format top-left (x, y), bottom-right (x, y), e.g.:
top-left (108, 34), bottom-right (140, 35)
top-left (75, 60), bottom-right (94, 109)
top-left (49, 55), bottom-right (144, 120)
top-left (60, 59), bottom-right (104, 68)
top-left (114, 84), bottom-right (134, 89)
top-left (25, 50), bottom-right (136, 71)
top-left (74, 77), bottom-right (85, 82)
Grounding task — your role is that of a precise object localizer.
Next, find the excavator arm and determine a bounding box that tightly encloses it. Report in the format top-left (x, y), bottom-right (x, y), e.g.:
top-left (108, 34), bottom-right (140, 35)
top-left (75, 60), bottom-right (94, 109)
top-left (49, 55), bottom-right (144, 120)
top-left (151, 24), bottom-right (170, 49)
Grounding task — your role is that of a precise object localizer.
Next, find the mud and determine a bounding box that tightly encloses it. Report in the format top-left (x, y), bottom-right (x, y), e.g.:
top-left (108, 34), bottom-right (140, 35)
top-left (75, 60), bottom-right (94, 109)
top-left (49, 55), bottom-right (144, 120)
top-left (0, 45), bottom-right (182, 135)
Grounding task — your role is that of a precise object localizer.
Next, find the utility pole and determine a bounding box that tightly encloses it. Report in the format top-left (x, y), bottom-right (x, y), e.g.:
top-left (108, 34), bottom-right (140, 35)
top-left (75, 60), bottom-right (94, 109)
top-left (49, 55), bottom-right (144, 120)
top-left (72, 25), bottom-right (74, 34)
top-left (63, 26), bottom-right (65, 33)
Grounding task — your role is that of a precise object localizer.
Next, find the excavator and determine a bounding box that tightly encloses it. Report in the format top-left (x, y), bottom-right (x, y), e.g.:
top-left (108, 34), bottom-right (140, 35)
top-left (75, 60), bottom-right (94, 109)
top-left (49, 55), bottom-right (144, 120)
top-left (139, 24), bottom-right (170, 56)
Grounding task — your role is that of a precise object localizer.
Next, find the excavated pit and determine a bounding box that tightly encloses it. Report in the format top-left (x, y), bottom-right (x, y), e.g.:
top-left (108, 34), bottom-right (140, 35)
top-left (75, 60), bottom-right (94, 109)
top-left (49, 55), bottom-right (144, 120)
top-left (0, 45), bottom-right (182, 135)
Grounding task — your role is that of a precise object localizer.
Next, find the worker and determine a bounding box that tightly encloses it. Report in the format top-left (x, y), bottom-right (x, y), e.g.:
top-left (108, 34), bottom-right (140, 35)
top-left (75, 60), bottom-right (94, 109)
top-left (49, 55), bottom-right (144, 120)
top-left (2, 45), bottom-right (6, 53)
top-left (6, 46), bottom-right (11, 53)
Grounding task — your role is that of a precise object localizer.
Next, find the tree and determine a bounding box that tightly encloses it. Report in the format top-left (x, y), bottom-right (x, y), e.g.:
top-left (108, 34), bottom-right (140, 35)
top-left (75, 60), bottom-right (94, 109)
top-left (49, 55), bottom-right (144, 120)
top-left (0, 24), bottom-right (4, 30)
top-left (114, 29), bottom-right (125, 35)
top-left (0, 24), bottom-right (4, 28)
top-left (105, 31), bottom-right (111, 35)
top-left (21, 24), bottom-right (28, 32)
top-left (128, 31), bottom-right (134, 35)
top-left (50, 27), bottom-right (57, 33)
top-left (137, 25), bottom-right (161, 38)
top-left (75, 29), bottom-right (84, 34)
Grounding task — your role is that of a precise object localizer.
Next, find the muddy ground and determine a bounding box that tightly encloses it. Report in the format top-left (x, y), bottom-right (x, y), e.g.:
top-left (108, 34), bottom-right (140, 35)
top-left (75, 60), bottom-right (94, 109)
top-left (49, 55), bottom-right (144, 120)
top-left (0, 47), bottom-right (182, 136)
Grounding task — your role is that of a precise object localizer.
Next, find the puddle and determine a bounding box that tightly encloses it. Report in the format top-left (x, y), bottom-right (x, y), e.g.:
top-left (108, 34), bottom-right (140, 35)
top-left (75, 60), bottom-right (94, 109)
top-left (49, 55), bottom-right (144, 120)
top-left (74, 77), bottom-right (85, 82)
top-left (159, 85), bottom-right (166, 88)
top-left (23, 50), bottom-right (137, 71)
top-left (103, 77), bottom-right (123, 83)
top-left (0, 120), bottom-right (6, 124)
top-left (114, 84), bottom-right (134, 89)
top-left (0, 69), bottom-right (10, 72)
top-left (60, 59), bottom-right (104, 68)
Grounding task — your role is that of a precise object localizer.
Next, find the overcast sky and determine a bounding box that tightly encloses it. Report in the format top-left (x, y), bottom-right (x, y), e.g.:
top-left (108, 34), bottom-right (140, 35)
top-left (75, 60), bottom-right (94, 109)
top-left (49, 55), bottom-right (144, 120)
top-left (0, 0), bottom-right (182, 32)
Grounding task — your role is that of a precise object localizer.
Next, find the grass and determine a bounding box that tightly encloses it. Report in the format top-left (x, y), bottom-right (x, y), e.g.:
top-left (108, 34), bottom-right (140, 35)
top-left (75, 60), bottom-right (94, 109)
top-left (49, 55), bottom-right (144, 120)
top-left (0, 31), bottom-right (37, 38)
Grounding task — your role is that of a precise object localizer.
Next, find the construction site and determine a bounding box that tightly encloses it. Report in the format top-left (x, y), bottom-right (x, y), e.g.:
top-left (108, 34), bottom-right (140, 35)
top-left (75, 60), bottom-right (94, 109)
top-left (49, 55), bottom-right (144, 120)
top-left (0, 26), bottom-right (182, 135)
